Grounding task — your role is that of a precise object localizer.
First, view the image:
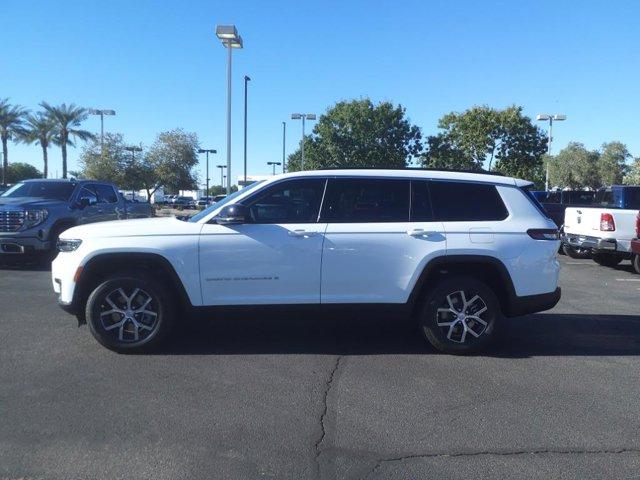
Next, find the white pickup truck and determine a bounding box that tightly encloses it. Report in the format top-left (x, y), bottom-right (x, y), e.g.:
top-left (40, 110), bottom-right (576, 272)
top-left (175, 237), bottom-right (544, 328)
top-left (562, 186), bottom-right (640, 267)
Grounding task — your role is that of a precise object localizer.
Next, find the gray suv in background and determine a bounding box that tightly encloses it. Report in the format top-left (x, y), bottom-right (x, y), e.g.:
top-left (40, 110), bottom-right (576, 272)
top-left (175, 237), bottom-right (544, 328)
top-left (0, 179), bottom-right (154, 260)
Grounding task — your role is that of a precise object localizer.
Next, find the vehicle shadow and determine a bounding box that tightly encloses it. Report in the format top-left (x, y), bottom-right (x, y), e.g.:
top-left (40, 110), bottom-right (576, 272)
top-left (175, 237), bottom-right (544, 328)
top-left (0, 259), bottom-right (52, 272)
top-left (160, 312), bottom-right (640, 358)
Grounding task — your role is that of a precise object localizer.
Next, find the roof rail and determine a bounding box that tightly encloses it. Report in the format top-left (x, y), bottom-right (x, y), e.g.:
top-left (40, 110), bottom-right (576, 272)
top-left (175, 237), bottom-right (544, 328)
top-left (316, 166), bottom-right (504, 176)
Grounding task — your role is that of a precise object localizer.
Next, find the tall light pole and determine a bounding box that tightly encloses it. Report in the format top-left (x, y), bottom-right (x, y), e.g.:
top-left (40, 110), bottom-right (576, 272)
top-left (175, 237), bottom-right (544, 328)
top-left (291, 113), bottom-right (316, 170)
top-left (88, 109), bottom-right (116, 158)
top-left (267, 161), bottom-right (281, 175)
top-left (217, 164), bottom-right (227, 189)
top-left (124, 146), bottom-right (142, 199)
top-left (537, 114), bottom-right (567, 191)
top-left (198, 149), bottom-right (217, 196)
top-left (243, 75), bottom-right (250, 185)
top-left (282, 121), bottom-right (286, 173)
top-left (215, 25), bottom-right (243, 195)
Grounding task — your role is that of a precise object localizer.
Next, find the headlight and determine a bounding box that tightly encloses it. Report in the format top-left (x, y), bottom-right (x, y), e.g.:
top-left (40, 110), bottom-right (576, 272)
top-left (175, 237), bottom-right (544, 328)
top-left (57, 239), bottom-right (82, 252)
top-left (23, 209), bottom-right (48, 228)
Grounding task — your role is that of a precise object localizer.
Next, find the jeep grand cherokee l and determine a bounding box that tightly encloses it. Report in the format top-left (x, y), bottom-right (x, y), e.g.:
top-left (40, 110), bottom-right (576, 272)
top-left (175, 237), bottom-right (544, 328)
top-left (52, 169), bottom-right (561, 354)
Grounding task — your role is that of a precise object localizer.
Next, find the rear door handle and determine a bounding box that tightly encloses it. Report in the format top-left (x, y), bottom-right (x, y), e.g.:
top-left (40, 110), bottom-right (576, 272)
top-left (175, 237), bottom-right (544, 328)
top-left (407, 228), bottom-right (426, 237)
top-left (288, 229), bottom-right (317, 237)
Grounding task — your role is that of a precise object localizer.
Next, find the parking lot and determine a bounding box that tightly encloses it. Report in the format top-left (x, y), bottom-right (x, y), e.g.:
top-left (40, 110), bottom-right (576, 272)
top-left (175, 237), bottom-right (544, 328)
top-left (1, 255), bottom-right (639, 480)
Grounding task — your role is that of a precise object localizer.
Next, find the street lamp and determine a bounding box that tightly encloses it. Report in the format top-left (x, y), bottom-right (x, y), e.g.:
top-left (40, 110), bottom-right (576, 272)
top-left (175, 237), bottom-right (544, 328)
top-left (243, 75), bottom-right (250, 185)
top-left (282, 121), bottom-right (286, 173)
top-left (198, 148), bottom-right (217, 196)
top-left (124, 146), bottom-right (143, 199)
top-left (215, 25), bottom-right (243, 195)
top-left (537, 114), bottom-right (567, 191)
top-left (88, 109), bottom-right (116, 157)
top-left (291, 113), bottom-right (316, 170)
top-left (267, 161), bottom-right (282, 175)
top-left (217, 164), bottom-right (227, 189)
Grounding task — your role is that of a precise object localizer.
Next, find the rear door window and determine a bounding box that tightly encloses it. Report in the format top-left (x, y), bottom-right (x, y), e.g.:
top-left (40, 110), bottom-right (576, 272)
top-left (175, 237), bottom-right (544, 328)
top-left (429, 181), bottom-right (508, 221)
top-left (320, 178), bottom-right (410, 223)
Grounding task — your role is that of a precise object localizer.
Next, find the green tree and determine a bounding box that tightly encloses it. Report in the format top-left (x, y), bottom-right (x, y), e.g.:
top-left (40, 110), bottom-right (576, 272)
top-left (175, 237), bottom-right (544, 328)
top-left (286, 99), bottom-right (422, 171)
top-left (145, 129), bottom-right (200, 194)
top-left (548, 142), bottom-right (601, 189)
top-left (0, 98), bottom-right (28, 184)
top-left (421, 106), bottom-right (547, 182)
top-left (78, 133), bottom-right (129, 184)
top-left (19, 112), bottom-right (56, 179)
top-left (598, 141), bottom-right (630, 186)
top-left (623, 157), bottom-right (640, 185)
top-left (5, 162), bottom-right (42, 183)
top-left (41, 102), bottom-right (94, 179)
top-left (421, 133), bottom-right (478, 170)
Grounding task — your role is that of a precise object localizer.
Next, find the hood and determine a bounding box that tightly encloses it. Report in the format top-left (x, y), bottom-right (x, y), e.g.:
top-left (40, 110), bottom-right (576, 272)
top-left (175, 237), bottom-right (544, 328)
top-left (60, 216), bottom-right (202, 239)
top-left (0, 197), bottom-right (68, 209)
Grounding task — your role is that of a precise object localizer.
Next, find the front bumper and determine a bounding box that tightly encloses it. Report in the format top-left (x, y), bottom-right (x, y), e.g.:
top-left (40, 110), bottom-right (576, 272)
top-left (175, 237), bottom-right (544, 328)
top-left (505, 287), bottom-right (561, 317)
top-left (561, 233), bottom-right (617, 252)
top-left (0, 235), bottom-right (52, 255)
top-left (631, 239), bottom-right (640, 255)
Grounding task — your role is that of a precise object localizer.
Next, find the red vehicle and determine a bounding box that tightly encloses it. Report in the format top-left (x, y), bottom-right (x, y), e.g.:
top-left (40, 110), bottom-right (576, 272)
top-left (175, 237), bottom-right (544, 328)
top-left (631, 213), bottom-right (640, 274)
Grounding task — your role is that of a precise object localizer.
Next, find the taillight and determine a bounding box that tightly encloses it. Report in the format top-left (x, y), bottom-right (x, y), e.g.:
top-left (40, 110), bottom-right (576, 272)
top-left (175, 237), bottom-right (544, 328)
top-left (527, 229), bottom-right (559, 240)
top-left (600, 213), bottom-right (615, 231)
top-left (636, 213), bottom-right (640, 237)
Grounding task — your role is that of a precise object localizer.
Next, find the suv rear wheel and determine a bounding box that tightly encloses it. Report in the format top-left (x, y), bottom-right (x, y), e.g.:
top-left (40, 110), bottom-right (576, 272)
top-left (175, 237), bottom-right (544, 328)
top-left (85, 272), bottom-right (176, 353)
top-left (419, 276), bottom-right (500, 354)
top-left (632, 254), bottom-right (640, 275)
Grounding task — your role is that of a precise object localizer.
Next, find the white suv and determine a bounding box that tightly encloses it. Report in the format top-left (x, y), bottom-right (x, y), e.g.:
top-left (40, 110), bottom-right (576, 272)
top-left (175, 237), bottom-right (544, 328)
top-left (52, 169), bottom-right (561, 354)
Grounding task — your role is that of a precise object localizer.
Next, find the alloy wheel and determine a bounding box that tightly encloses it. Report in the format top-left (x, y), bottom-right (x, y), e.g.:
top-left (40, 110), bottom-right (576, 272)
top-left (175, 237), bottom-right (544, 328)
top-left (99, 287), bottom-right (159, 343)
top-left (436, 290), bottom-right (489, 344)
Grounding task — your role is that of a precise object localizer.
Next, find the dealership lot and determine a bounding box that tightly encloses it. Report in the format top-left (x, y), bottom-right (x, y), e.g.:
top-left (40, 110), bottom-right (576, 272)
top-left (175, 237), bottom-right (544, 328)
top-left (1, 256), bottom-right (640, 480)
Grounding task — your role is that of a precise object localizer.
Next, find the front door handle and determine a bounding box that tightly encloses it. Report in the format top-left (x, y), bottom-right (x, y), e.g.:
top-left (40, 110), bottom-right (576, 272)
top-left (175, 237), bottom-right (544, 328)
top-left (288, 229), bottom-right (317, 237)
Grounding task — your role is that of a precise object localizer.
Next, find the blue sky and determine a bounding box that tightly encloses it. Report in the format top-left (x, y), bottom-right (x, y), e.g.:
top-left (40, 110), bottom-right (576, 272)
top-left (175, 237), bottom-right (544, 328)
top-left (2, 0), bottom-right (639, 184)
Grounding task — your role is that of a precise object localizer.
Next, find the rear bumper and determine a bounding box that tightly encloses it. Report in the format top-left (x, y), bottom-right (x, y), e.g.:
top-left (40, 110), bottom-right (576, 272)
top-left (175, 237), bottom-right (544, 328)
top-left (561, 233), bottom-right (617, 252)
top-left (505, 287), bottom-right (561, 317)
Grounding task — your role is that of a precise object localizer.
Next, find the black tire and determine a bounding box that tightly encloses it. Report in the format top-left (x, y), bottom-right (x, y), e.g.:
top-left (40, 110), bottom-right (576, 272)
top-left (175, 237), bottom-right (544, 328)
top-left (562, 244), bottom-right (591, 259)
top-left (85, 271), bottom-right (176, 353)
top-left (419, 276), bottom-right (500, 355)
top-left (632, 254), bottom-right (640, 275)
top-left (592, 253), bottom-right (623, 268)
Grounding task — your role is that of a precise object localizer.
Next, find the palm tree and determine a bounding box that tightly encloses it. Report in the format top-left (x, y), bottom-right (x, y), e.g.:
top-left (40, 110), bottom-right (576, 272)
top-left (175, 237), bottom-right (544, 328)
top-left (20, 112), bottom-right (56, 178)
top-left (0, 98), bottom-right (28, 184)
top-left (41, 102), bottom-right (94, 179)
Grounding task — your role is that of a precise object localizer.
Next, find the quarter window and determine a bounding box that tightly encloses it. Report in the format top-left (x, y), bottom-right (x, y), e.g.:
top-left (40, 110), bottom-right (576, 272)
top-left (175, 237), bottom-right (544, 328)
top-left (429, 181), bottom-right (508, 221)
top-left (320, 178), bottom-right (410, 223)
top-left (244, 178), bottom-right (326, 224)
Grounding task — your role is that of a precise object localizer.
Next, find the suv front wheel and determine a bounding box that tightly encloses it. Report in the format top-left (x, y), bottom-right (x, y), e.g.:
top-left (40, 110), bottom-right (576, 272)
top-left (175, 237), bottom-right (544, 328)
top-left (419, 277), bottom-right (500, 354)
top-left (85, 272), bottom-right (176, 353)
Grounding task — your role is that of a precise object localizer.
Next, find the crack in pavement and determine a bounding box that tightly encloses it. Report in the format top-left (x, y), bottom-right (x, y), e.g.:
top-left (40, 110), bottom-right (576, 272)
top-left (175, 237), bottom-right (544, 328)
top-left (313, 355), bottom-right (343, 479)
top-left (360, 447), bottom-right (640, 479)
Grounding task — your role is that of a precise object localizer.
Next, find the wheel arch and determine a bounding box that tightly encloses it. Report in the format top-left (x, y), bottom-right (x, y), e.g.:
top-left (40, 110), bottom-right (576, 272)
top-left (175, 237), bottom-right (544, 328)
top-left (408, 255), bottom-right (518, 317)
top-left (73, 252), bottom-right (193, 318)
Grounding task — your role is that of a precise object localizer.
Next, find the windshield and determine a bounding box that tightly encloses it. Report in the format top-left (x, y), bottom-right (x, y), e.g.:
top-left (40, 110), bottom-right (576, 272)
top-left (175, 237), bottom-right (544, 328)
top-left (1, 182), bottom-right (76, 201)
top-left (188, 181), bottom-right (266, 223)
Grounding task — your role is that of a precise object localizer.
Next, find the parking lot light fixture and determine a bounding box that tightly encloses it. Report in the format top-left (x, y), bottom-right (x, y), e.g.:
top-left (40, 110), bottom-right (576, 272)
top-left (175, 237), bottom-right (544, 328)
top-left (537, 113), bottom-right (566, 191)
top-left (267, 161), bottom-right (281, 175)
top-left (198, 149), bottom-right (217, 196)
top-left (88, 108), bottom-right (116, 158)
top-left (290, 113), bottom-right (316, 171)
top-left (215, 25), bottom-right (243, 195)
top-left (217, 164), bottom-right (227, 189)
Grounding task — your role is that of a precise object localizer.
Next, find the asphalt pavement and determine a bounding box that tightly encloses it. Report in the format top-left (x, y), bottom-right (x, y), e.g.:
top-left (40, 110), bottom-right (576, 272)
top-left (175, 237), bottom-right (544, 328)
top-left (1, 255), bottom-right (639, 479)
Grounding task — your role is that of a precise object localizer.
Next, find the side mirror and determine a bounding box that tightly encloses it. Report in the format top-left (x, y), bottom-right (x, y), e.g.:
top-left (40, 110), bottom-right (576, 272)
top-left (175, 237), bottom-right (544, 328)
top-left (215, 204), bottom-right (249, 225)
